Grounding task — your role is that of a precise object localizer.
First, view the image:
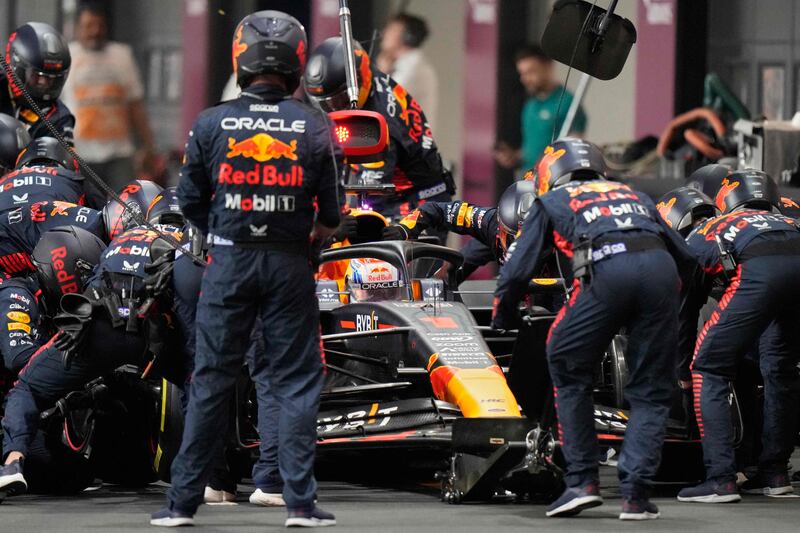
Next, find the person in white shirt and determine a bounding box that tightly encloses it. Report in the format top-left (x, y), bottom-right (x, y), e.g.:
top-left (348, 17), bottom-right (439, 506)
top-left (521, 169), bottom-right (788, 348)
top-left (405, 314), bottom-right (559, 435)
top-left (61, 1), bottom-right (156, 207)
top-left (377, 13), bottom-right (439, 131)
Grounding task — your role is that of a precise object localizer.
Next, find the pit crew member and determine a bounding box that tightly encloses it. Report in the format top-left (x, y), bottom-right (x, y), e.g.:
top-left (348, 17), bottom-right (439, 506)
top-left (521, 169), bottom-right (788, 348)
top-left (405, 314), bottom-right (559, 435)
top-left (676, 170), bottom-right (800, 503)
top-left (0, 226), bottom-right (107, 494)
top-left (2, 23), bottom-right (75, 145)
top-left (492, 139), bottom-right (695, 520)
top-left (151, 11), bottom-right (341, 527)
top-left (0, 136), bottom-right (85, 211)
top-left (304, 37), bottom-right (454, 230)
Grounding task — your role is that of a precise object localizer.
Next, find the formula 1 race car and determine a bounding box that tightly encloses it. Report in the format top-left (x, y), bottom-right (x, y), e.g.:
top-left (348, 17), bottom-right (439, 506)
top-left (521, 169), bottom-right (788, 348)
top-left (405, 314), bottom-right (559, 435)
top-left (153, 239), bottom-right (708, 503)
top-left (311, 241), bottom-right (707, 501)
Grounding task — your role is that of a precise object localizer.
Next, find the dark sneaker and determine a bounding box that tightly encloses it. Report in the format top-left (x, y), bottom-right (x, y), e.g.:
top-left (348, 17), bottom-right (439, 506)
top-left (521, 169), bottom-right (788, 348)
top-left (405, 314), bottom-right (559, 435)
top-left (677, 480), bottom-right (741, 503)
top-left (285, 506), bottom-right (336, 527)
top-left (0, 460), bottom-right (27, 495)
top-left (545, 484), bottom-right (603, 517)
top-left (741, 472), bottom-right (794, 497)
top-left (150, 507), bottom-right (195, 527)
top-left (619, 497), bottom-right (660, 520)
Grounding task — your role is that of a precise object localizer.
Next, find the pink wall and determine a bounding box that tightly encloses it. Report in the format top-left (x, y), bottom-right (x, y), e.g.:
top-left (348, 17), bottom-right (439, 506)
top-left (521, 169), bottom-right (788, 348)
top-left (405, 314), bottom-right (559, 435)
top-left (461, 0), bottom-right (498, 279)
top-left (634, 0), bottom-right (677, 138)
top-left (461, 0), bottom-right (498, 207)
top-left (310, 0), bottom-right (341, 48)
top-left (180, 0), bottom-right (209, 143)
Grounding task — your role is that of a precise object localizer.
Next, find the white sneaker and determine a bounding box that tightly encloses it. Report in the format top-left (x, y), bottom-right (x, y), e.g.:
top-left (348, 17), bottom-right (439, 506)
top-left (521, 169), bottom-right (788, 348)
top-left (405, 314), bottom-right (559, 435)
top-left (203, 486), bottom-right (237, 505)
top-left (249, 488), bottom-right (286, 507)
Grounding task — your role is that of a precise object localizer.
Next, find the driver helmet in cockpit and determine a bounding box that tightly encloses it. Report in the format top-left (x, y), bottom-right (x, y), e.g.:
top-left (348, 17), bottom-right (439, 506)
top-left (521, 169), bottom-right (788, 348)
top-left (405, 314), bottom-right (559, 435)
top-left (346, 258), bottom-right (403, 302)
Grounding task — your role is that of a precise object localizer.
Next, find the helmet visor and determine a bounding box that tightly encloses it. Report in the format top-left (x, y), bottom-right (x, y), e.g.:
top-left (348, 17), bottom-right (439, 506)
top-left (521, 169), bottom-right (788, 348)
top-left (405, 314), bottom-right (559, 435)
top-left (309, 87), bottom-right (351, 112)
top-left (24, 67), bottom-right (67, 101)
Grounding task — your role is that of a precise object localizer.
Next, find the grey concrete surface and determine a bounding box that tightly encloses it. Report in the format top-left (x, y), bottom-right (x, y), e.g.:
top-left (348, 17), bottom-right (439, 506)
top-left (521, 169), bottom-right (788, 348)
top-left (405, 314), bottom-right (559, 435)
top-left (3, 466), bottom-right (800, 532)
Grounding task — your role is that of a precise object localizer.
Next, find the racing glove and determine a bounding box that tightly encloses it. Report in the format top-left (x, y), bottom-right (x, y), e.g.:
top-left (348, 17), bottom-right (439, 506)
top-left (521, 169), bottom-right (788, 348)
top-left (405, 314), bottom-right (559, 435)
top-left (333, 214), bottom-right (359, 243)
top-left (143, 258), bottom-right (175, 299)
top-left (52, 293), bottom-right (95, 369)
top-left (52, 316), bottom-right (90, 370)
top-left (382, 224), bottom-right (410, 241)
top-left (490, 296), bottom-right (521, 332)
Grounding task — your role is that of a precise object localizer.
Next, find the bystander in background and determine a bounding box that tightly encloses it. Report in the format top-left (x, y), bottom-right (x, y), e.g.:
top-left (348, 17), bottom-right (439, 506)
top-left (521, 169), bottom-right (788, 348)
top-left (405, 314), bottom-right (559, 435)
top-left (494, 45), bottom-right (588, 174)
top-left (61, 1), bottom-right (157, 207)
top-left (377, 13), bottom-right (438, 131)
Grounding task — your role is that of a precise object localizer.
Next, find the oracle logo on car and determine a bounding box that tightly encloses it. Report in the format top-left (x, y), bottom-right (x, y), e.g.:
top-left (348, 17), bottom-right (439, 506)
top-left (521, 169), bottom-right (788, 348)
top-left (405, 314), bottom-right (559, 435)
top-left (50, 246), bottom-right (79, 295)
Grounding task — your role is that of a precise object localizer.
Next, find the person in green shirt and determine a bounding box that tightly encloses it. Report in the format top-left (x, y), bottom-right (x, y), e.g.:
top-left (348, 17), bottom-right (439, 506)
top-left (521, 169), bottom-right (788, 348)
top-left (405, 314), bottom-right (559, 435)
top-left (495, 45), bottom-right (587, 172)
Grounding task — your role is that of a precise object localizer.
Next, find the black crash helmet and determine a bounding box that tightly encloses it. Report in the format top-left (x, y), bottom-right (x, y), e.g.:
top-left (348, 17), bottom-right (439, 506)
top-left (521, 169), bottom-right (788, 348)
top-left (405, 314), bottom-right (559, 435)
top-left (5, 22), bottom-right (71, 103)
top-left (102, 180), bottom-right (164, 241)
top-left (497, 180), bottom-right (536, 254)
top-left (714, 169), bottom-right (780, 213)
top-left (531, 137), bottom-right (607, 196)
top-left (31, 225), bottom-right (106, 310)
top-left (304, 37), bottom-right (373, 111)
top-left (16, 136), bottom-right (78, 171)
top-left (656, 186), bottom-right (719, 236)
top-left (232, 10), bottom-right (307, 92)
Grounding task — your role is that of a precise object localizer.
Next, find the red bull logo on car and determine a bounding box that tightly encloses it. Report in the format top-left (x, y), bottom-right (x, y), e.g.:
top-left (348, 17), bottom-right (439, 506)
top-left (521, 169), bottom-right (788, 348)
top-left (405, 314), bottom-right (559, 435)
top-left (226, 133), bottom-right (298, 162)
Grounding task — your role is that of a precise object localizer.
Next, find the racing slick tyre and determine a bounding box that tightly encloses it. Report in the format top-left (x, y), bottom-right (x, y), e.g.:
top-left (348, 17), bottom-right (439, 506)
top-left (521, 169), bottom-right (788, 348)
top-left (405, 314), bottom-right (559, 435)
top-left (90, 394), bottom-right (159, 487)
top-left (24, 430), bottom-right (94, 494)
top-left (154, 378), bottom-right (185, 483)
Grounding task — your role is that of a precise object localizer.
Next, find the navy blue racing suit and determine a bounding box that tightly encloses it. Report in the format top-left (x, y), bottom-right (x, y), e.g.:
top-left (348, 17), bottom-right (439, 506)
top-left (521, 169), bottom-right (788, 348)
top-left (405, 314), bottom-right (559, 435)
top-left (0, 201), bottom-right (104, 277)
top-left (0, 79), bottom-right (75, 145)
top-left (396, 200), bottom-right (498, 280)
top-left (682, 210), bottom-right (800, 482)
top-left (398, 201), bottom-right (499, 254)
top-left (172, 242), bottom-right (282, 494)
top-left (0, 276), bottom-right (44, 374)
top-left (172, 83), bottom-right (342, 514)
top-left (2, 226), bottom-right (178, 461)
top-left (0, 165), bottom-right (84, 211)
top-left (350, 69), bottom-right (452, 223)
top-left (492, 180), bottom-right (693, 496)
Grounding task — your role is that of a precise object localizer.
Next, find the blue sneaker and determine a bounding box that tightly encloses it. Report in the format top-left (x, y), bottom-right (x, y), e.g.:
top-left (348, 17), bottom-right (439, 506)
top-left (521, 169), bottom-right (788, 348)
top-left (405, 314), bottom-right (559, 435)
top-left (150, 507), bottom-right (195, 527)
top-left (619, 497), bottom-right (660, 520)
top-left (741, 472), bottom-right (794, 497)
top-left (0, 460), bottom-right (27, 495)
top-left (285, 506), bottom-right (336, 527)
top-left (545, 484), bottom-right (603, 517)
top-left (677, 479), bottom-right (741, 503)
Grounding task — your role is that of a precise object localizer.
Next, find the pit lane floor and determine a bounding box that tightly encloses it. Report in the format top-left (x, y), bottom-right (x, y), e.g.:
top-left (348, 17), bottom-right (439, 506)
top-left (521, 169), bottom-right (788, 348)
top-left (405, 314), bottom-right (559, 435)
top-left (3, 464), bottom-right (800, 532)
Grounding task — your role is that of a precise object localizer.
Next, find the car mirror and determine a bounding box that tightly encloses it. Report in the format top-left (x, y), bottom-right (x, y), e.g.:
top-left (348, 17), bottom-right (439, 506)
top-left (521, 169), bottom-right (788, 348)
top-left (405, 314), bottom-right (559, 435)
top-left (328, 110), bottom-right (389, 164)
top-left (541, 0), bottom-right (637, 81)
